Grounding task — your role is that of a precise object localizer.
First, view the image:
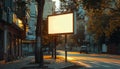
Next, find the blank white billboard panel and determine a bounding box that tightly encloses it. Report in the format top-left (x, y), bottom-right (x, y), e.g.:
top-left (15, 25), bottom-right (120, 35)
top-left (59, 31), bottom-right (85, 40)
top-left (48, 13), bottom-right (73, 34)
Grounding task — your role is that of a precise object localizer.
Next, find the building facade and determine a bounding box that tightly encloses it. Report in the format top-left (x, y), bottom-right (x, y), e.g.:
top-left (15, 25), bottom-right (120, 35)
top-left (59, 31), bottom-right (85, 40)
top-left (0, 0), bottom-right (27, 63)
top-left (26, 0), bottom-right (37, 40)
top-left (21, 0), bottom-right (55, 56)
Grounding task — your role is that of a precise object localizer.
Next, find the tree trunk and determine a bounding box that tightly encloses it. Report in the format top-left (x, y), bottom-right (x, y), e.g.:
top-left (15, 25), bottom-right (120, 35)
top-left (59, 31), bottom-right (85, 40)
top-left (35, 0), bottom-right (45, 67)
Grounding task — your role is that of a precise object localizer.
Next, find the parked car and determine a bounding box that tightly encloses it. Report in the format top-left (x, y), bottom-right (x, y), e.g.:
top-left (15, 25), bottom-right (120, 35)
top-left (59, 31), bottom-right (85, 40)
top-left (80, 45), bottom-right (88, 54)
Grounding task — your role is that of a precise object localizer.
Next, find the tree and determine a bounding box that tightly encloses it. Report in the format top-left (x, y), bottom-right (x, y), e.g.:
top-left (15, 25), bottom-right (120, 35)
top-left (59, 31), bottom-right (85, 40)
top-left (60, 0), bottom-right (78, 12)
top-left (60, 0), bottom-right (120, 52)
top-left (82, 0), bottom-right (102, 10)
top-left (82, 0), bottom-right (120, 54)
top-left (42, 20), bottom-right (49, 46)
top-left (86, 0), bottom-right (120, 43)
top-left (35, 0), bottom-right (45, 67)
top-left (60, 0), bottom-right (86, 46)
top-left (0, 1), bottom-right (3, 21)
top-left (107, 0), bottom-right (120, 44)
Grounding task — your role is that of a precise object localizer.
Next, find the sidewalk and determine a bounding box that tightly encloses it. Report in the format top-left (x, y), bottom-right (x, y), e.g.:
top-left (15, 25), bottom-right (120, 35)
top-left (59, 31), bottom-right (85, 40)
top-left (21, 55), bottom-right (83, 69)
top-left (0, 56), bottom-right (83, 69)
top-left (0, 56), bottom-right (34, 69)
top-left (1, 53), bottom-right (119, 69)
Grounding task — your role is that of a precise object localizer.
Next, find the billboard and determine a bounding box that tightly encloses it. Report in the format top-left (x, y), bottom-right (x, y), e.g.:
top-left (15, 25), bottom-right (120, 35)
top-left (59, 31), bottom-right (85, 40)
top-left (48, 13), bottom-right (74, 34)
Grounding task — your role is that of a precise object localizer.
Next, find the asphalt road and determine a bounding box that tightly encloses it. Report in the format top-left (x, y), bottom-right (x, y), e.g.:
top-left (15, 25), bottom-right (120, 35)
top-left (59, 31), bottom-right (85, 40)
top-left (57, 50), bottom-right (120, 69)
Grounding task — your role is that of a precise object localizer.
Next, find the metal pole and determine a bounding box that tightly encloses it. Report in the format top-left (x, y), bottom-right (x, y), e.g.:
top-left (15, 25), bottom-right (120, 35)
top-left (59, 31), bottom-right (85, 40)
top-left (54, 36), bottom-right (57, 59)
top-left (51, 36), bottom-right (54, 58)
top-left (65, 34), bottom-right (67, 62)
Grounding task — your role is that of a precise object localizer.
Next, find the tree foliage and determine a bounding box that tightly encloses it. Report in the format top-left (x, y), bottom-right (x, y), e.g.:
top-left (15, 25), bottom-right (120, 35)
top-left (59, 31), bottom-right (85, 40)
top-left (86, 0), bottom-right (120, 44)
top-left (42, 20), bottom-right (54, 46)
top-left (82, 0), bottom-right (102, 9)
top-left (60, 0), bottom-right (120, 44)
top-left (60, 0), bottom-right (78, 12)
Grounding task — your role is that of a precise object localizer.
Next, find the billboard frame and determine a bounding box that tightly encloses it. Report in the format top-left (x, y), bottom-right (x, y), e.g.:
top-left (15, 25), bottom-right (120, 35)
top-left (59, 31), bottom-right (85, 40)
top-left (47, 12), bottom-right (74, 35)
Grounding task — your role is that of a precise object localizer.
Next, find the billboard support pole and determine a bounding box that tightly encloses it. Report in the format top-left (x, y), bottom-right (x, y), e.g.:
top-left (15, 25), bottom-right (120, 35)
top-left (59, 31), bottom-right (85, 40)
top-left (51, 36), bottom-right (54, 58)
top-left (54, 36), bottom-right (57, 59)
top-left (65, 34), bottom-right (67, 62)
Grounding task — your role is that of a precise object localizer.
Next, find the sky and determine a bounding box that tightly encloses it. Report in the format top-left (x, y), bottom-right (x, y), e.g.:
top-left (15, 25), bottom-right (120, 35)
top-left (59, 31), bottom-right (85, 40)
top-left (52, 0), bottom-right (60, 11)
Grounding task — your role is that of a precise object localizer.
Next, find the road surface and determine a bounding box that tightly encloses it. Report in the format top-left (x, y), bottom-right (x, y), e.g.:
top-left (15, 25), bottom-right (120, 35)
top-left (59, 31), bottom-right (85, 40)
top-left (57, 50), bottom-right (120, 69)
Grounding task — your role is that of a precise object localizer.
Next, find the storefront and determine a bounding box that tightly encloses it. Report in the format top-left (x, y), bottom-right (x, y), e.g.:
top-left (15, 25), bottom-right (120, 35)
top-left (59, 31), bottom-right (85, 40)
top-left (0, 21), bottom-right (24, 63)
